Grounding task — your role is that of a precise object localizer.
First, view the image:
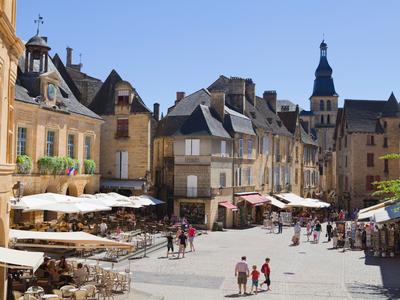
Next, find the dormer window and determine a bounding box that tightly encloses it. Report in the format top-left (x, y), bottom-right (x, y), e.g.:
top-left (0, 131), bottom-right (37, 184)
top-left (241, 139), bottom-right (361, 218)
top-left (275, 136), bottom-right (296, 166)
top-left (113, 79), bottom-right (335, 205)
top-left (117, 90), bottom-right (130, 105)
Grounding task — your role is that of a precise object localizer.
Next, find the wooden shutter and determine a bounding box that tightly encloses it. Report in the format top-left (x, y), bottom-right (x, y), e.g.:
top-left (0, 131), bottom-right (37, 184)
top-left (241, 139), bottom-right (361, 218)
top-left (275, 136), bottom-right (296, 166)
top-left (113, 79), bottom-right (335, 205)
top-left (115, 151), bottom-right (121, 178)
top-left (185, 139), bottom-right (191, 155)
top-left (192, 139), bottom-right (200, 155)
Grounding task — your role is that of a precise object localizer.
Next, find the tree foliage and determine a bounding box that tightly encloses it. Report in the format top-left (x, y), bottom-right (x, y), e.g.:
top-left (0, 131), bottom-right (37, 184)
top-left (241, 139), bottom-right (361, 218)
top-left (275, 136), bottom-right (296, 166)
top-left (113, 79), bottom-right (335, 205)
top-left (372, 153), bottom-right (400, 201)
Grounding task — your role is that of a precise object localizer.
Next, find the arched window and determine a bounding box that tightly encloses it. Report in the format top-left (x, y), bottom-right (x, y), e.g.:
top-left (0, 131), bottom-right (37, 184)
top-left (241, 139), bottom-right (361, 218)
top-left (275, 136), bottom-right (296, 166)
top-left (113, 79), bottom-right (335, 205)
top-left (320, 115), bottom-right (324, 124)
top-left (327, 100), bottom-right (332, 111)
top-left (187, 175), bottom-right (197, 197)
top-left (327, 115), bottom-right (331, 124)
top-left (319, 100), bottom-right (324, 111)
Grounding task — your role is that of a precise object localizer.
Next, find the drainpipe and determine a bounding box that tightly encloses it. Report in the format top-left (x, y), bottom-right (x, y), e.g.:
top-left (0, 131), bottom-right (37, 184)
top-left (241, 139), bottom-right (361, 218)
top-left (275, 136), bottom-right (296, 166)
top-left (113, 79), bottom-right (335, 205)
top-left (232, 135), bottom-right (236, 228)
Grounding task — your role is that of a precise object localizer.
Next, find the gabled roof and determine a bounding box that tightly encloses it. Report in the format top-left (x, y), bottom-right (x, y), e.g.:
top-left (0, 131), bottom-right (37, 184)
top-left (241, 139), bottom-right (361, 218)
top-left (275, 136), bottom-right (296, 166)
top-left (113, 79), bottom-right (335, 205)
top-left (343, 99), bottom-right (386, 133)
top-left (89, 70), bottom-right (122, 115)
top-left (174, 105), bottom-right (230, 138)
top-left (52, 53), bottom-right (82, 102)
top-left (89, 70), bottom-right (150, 115)
top-left (16, 54), bottom-right (101, 120)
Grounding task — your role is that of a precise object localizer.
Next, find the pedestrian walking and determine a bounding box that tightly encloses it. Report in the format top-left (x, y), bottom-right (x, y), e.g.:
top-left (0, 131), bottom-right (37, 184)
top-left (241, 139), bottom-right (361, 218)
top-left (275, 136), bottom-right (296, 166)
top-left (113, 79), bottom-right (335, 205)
top-left (332, 227), bottom-right (338, 248)
top-left (175, 226), bottom-right (182, 245)
top-left (326, 222), bottom-right (332, 242)
top-left (250, 265), bottom-right (260, 294)
top-left (260, 258), bottom-right (271, 291)
top-left (166, 232), bottom-right (174, 258)
top-left (314, 220), bottom-right (322, 243)
top-left (234, 256), bottom-right (250, 295)
top-left (188, 224), bottom-right (196, 252)
top-left (306, 221), bottom-right (311, 241)
top-left (99, 220), bottom-right (107, 237)
top-left (177, 231), bottom-right (187, 258)
top-left (278, 214), bottom-right (283, 234)
top-left (292, 222), bottom-right (301, 245)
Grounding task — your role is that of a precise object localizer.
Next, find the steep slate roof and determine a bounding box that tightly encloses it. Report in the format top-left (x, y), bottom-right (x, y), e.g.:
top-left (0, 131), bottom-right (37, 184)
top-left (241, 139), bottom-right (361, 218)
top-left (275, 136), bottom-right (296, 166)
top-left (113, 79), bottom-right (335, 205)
top-left (224, 106), bottom-right (255, 135)
top-left (255, 96), bottom-right (292, 137)
top-left (168, 89), bottom-right (211, 116)
top-left (343, 99), bottom-right (386, 133)
top-left (52, 53), bottom-right (82, 102)
top-left (174, 105), bottom-right (230, 138)
top-left (16, 53), bottom-right (101, 120)
top-left (89, 70), bottom-right (150, 115)
top-left (382, 92), bottom-right (400, 117)
top-left (277, 111), bottom-right (297, 134)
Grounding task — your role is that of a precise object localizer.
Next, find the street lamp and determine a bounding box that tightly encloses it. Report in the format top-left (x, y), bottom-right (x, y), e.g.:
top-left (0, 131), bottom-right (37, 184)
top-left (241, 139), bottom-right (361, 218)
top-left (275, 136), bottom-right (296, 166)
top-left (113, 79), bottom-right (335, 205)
top-left (11, 181), bottom-right (24, 205)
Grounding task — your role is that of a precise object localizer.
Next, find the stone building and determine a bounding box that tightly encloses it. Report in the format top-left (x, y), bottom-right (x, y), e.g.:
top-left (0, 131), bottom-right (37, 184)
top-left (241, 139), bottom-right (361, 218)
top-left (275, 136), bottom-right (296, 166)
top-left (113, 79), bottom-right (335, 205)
top-left (300, 40), bottom-right (338, 200)
top-left (0, 0), bottom-right (24, 295)
top-left (12, 34), bottom-right (103, 222)
top-left (334, 93), bottom-right (400, 210)
top-left (154, 76), bottom-right (317, 229)
top-left (89, 70), bottom-right (159, 195)
top-left (278, 107), bottom-right (319, 197)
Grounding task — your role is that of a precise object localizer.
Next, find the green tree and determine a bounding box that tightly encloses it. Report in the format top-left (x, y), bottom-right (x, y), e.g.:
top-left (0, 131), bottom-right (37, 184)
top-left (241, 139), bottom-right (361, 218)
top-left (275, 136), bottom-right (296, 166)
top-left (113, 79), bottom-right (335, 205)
top-left (372, 154), bottom-right (400, 201)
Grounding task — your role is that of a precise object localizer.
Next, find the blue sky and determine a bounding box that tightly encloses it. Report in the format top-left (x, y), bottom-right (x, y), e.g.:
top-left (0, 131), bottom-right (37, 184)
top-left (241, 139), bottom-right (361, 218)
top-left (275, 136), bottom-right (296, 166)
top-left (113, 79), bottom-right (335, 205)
top-left (17, 1), bottom-right (400, 113)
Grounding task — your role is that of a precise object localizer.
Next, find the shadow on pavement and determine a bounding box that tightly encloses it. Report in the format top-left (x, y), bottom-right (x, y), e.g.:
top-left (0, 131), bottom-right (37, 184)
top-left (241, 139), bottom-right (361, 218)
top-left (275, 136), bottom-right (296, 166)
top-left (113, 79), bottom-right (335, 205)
top-left (349, 252), bottom-right (400, 299)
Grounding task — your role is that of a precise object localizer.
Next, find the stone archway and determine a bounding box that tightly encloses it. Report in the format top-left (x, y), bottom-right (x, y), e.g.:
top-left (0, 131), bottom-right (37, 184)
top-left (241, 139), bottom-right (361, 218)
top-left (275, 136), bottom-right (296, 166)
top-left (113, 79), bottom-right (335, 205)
top-left (66, 183), bottom-right (79, 197)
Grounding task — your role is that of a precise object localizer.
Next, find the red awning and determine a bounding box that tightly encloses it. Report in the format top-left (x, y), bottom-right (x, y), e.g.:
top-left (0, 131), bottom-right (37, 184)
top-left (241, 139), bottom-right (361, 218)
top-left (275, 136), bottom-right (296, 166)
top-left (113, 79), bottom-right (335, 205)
top-left (219, 201), bottom-right (238, 211)
top-left (239, 194), bottom-right (270, 206)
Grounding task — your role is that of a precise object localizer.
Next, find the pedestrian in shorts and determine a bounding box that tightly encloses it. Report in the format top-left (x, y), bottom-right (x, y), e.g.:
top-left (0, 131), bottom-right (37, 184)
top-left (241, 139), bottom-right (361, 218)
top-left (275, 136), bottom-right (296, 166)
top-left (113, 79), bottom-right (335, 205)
top-left (166, 232), bottom-right (174, 258)
top-left (234, 256), bottom-right (250, 295)
top-left (260, 258), bottom-right (271, 291)
top-left (250, 265), bottom-right (260, 294)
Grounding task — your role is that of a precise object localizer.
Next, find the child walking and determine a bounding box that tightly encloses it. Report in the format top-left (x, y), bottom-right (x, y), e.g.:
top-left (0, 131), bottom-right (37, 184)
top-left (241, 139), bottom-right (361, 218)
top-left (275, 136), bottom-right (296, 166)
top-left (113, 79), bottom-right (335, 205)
top-left (260, 258), bottom-right (271, 291)
top-left (250, 265), bottom-right (260, 295)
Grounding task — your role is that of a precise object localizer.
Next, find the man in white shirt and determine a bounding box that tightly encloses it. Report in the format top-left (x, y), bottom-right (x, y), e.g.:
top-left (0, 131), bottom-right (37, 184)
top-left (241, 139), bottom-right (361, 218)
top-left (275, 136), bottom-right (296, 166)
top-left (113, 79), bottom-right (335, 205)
top-left (235, 256), bottom-right (250, 295)
top-left (73, 263), bottom-right (88, 286)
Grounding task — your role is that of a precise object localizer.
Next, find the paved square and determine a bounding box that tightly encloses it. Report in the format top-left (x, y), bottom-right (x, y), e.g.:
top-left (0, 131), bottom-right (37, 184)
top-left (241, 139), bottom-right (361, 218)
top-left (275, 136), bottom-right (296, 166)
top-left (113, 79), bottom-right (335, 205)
top-left (110, 225), bottom-right (400, 299)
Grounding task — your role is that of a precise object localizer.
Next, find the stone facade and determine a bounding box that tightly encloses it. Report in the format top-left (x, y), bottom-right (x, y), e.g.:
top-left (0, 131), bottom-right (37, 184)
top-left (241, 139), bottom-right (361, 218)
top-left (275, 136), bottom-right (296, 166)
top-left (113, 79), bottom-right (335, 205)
top-left (335, 95), bottom-right (400, 210)
top-left (154, 77), bottom-right (319, 229)
top-left (0, 0), bottom-right (24, 296)
top-left (89, 71), bottom-right (158, 194)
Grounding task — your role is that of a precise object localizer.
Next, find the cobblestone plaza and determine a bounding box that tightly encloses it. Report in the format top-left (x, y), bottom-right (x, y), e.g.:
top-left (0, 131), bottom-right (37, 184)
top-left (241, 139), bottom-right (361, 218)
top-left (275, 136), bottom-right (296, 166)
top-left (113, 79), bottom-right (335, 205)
top-left (108, 225), bottom-right (400, 299)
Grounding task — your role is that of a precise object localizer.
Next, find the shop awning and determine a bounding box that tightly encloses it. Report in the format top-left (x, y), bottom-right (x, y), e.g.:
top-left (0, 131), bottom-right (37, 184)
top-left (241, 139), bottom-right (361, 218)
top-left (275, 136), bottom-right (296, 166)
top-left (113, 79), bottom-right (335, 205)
top-left (239, 194), bottom-right (270, 206)
top-left (357, 200), bottom-right (397, 220)
top-left (275, 193), bottom-right (304, 204)
top-left (372, 202), bottom-right (400, 223)
top-left (219, 201), bottom-right (238, 211)
top-left (10, 230), bottom-right (134, 250)
top-left (0, 247), bottom-right (44, 271)
top-left (101, 179), bottom-right (145, 190)
top-left (264, 195), bottom-right (286, 209)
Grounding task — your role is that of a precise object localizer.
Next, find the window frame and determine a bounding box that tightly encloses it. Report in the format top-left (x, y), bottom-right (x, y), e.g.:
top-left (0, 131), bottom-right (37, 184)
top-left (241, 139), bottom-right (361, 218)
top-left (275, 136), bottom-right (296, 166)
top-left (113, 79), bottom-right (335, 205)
top-left (116, 118), bottom-right (129, 137)
top-left (247, 139), bottom-right (253, 159)
top-left (46, 130), bottom-right (55, 156)
top-left (16, 127), bottom-right (27, 156)
top-left (67, 134), bottom-right (75, 158)
top-left (367, 153), bottom-right (374, 167)
top-left (84, 136), bottom-right (92, 160)
top-left (185, 139), bottom-right (200, 156)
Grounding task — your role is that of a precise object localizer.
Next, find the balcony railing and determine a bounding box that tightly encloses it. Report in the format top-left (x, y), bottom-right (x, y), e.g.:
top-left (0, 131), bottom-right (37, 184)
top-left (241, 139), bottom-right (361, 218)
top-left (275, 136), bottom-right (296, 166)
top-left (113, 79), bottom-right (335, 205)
top-left (274, 185), bottom-right (282, 192)
top-left (275, 154), bottom-right (281, 162)
top-left (287, 156), bottom-right (292, 163)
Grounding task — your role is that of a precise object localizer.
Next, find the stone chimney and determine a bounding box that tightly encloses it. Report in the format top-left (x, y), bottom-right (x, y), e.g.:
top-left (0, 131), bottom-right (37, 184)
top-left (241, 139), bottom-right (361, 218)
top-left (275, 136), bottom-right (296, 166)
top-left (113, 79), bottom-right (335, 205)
top-left (153, 103), bottom-right (160, 121)
top-left (263, 90), bottom-right (277, 113)
top-left (66, 47), bottom-right (73, 67)
top-left (210, 90), bottom-right (225, 121)
top-left (245, 79), bottom-right (255, 106)
top-left (175, 91), bottom-right (186, 105)
top-left (227, 77), bottom-right (246, 114)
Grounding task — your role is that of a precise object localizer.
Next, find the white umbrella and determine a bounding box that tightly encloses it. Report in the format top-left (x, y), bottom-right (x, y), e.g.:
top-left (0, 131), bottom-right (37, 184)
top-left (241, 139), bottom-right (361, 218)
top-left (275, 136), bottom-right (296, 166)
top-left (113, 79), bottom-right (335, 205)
top-left (129, 196), bottom-right (155, 206)
top-left (107, 192), bottom-right (130, 202)
top-left (139, 195), bottom-right (165, 205)
top-left (11, 193), bottom-right (76, 210)
top-left (23, 198), bottom-right (111, 214)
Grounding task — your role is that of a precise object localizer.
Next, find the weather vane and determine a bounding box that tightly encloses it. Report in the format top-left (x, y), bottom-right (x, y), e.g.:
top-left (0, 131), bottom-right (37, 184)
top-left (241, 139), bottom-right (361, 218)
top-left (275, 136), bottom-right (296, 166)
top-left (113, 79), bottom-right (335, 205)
top-left (34, 14), bottom-right (44, 35)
